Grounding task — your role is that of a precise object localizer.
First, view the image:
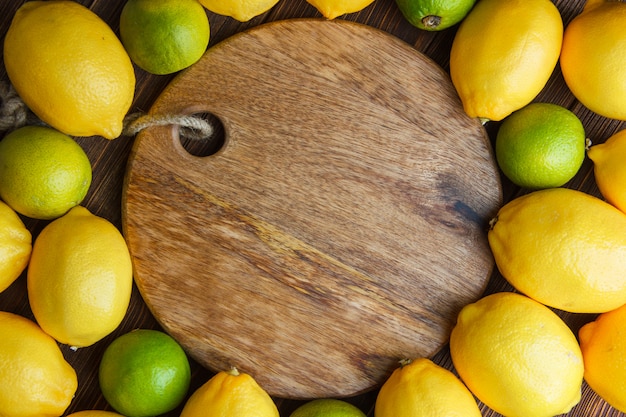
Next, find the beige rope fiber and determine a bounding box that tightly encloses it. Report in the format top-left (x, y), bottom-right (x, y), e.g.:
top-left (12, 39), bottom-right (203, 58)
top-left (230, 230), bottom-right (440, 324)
top-left (0, 80), bottom-right (214, 141)
top-left (0, 82), bottom-right (42, 132)
top-left (122, 112), bottom-right (214, 140)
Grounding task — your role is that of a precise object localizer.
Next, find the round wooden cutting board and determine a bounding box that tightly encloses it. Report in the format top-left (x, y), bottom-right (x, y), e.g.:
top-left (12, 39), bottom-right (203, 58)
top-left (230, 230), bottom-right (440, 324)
top-left (122, 19), bottom-right (503, 399)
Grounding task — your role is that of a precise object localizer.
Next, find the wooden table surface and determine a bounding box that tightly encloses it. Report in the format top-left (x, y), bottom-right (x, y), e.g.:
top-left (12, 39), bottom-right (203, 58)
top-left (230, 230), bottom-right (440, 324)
top-left (0, 0), bottom-right (624, 416)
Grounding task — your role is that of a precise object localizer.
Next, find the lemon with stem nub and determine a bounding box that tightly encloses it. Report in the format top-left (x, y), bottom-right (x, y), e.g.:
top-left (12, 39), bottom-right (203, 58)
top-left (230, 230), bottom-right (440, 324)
top-left (28, 206), bottom-right (133, 347)
top-left (375, 357), bottom-right (481, 417)
top-left (488, 188), bottom-right (626, 313)
top-left (588, 129), bottom-right (626, 214)
top-left (449, 0), bottom-right (563, 121)
top-left (180, 367), bottom-right (279, 417)
top-left (450, 292), bottom-right (584, 417)
top-left (579, 303), bottom-right (626, 413)
top-left (3, 0), bottom-right (135, 139)
top-left (395, 0), bottom-right (477, 31)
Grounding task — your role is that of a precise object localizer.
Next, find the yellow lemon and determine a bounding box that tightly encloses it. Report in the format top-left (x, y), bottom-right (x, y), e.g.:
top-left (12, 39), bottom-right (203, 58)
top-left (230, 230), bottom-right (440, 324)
top-left (120, 0), bottom-right (210, 75)
top-left (488, 188), bottom-right (626, 313)
top-left (306, 0), bottom-right (376, 19)
top-left (561, 0), bottom-right (626, 121)
top-left (198, 0), bottom-right (279, 21)
top-left (3, 1), bottom-right (135, 139)
top-left (67, 413), bottom-right (125, 417)
top-left (450, 292), bottom-right (584, 417)
top-left (0, 201), bottom-right (31, 293)
top-left (449, 0), bottom-right (563, 121)
top-left (579, 303), bottom-right (626, 413)
top-left (374, 358), bottom-right (481, 417)
top-left (0, 311), bottom-right (77, 417)
top-left (180, 368), bottom-right (279, 417)
top-left (27, 206), bottom-right (133, 348)
top-left (0, 126), bottom-right (92, 220)
top-left (588, 129), bottom-right (626, 213)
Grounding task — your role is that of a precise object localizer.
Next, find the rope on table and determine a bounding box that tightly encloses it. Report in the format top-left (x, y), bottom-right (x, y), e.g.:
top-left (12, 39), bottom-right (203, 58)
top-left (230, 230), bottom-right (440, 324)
top-left (0, 80), bottom-right (215, 141)
top-left (0, 82), bottom-right (43, 132)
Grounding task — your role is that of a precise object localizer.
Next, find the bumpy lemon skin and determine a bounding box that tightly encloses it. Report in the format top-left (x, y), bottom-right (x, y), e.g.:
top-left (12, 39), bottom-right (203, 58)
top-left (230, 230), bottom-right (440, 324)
top-left (450, 292), bottom-right (584, 417)
top-left (3, 1), bottom-right (135, 139)
top-left (588, 129), bottom-right (626, 213)
top-left (119, 0), bottom-right (210, 75)
top-left (449, 0), bottom-right (563, 121)
top-left (374, 358), bottom-right (481, 417)
top-left (0, 126), bottom-right (93, 220)
top-left (0, 201), bottom-right (31, 293)
top-left (180, 369), bottom-right (279, 417)
top-left (494, 102), bottom-right (586, 189)
top-left (0, 311), bottom-right (78, 417)
top-left (27, 206), bottom-right (133, 348)
top-left (579, 304), bottom-right (626, 413)
top-left (306, 0), bottom-right (376, 19)
top-left (488, 188), bottom-right (626, 313)
top-left (98, 329), bottom-right (192, 417)
top-left (561, 0), bottom-right (626, 121)
top-left (198, 0), bottom-right (279, 21)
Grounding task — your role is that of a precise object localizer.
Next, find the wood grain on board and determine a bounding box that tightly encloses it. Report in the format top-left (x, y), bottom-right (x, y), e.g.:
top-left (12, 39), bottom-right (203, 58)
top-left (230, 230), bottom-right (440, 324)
top-left (123, 19), bottom-right (502, 399)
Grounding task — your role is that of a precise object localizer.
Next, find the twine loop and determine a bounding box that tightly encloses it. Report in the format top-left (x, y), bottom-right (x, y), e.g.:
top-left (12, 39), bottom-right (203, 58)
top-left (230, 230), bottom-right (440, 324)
top-left (122, 112), bottom-right (214, 140)
top-left (0, 80), bottom-right (214, 141)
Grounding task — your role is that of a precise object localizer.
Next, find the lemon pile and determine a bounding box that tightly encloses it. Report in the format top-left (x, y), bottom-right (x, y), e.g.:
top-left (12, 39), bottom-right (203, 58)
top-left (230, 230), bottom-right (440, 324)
top-left (0, 4), bottom-right (136, 407)
top-left (382, 1), bottom-right (626, 414)
top-left (4, 0), bottom-right (626, 416)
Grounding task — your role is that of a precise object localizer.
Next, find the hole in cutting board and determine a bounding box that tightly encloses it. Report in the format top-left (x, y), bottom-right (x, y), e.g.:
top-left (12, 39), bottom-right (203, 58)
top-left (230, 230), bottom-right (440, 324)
top-left (179, 112), bottom-right (225, 157)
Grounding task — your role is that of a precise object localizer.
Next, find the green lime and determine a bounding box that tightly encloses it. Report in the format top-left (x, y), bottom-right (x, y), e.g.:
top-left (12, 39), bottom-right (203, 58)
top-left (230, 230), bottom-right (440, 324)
top-left (394, 0), bottom-right (477, 31)
top-left (120, 0), bottom-right (210, 75)
top-left (290, 399), bottom-right (366, 417)
top-left (0, 126), bottom-right (92, 220)
top-left (99, 329), bottom-right (191, 417)
top-left (495, 102), bottom-right (586, 189)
